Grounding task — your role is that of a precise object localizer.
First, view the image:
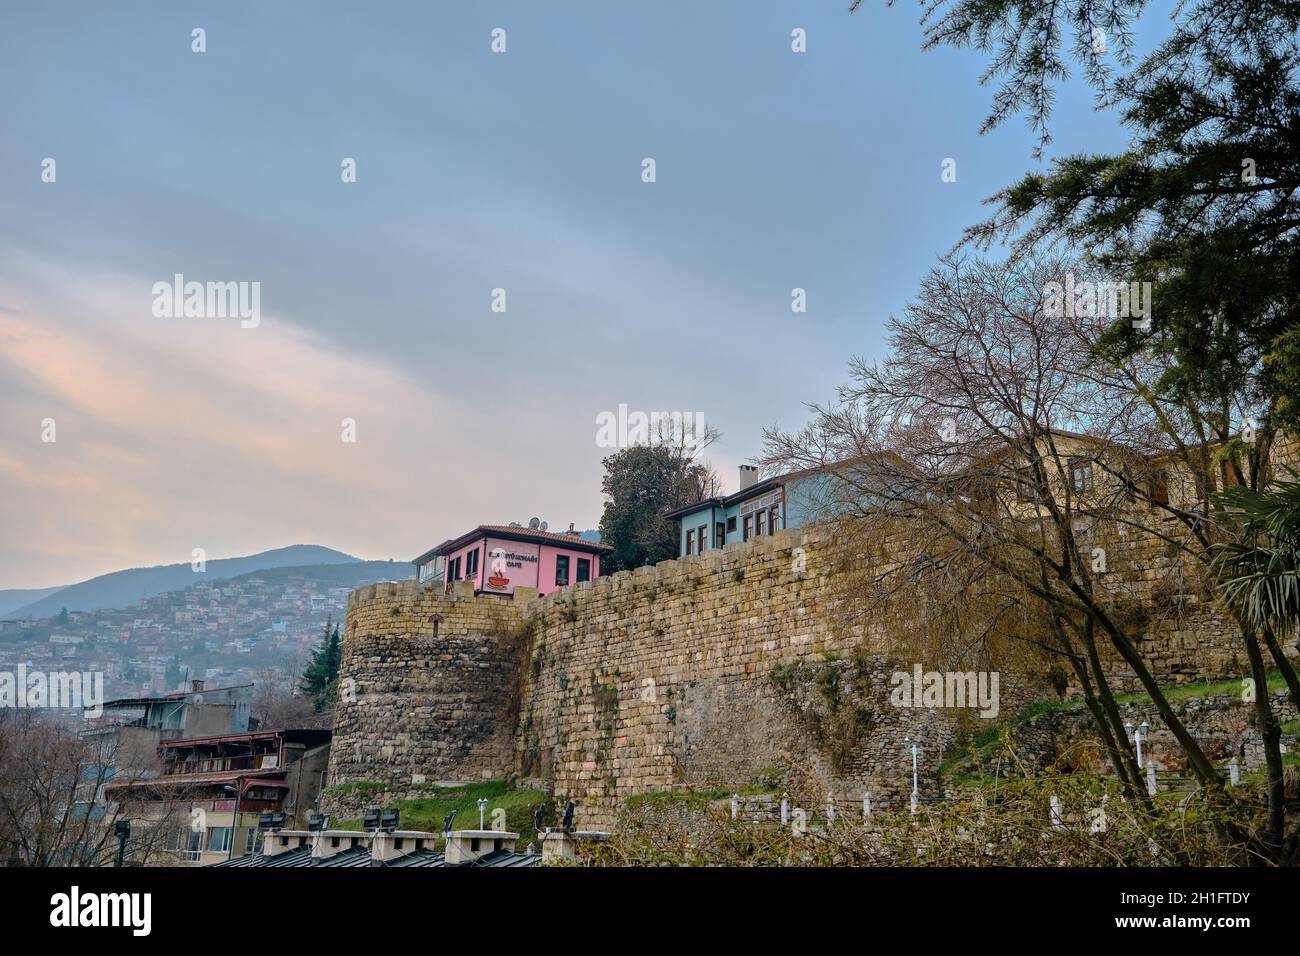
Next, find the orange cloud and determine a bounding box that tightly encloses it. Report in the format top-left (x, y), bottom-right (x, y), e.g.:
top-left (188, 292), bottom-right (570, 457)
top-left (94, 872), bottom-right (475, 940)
top-left (0, 257), bottom-right (604, 588)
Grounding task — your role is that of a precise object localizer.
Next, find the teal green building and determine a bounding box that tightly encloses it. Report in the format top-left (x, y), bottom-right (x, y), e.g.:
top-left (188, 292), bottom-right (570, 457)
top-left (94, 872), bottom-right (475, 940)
top-left (666, 464), bottom-right (845, 557)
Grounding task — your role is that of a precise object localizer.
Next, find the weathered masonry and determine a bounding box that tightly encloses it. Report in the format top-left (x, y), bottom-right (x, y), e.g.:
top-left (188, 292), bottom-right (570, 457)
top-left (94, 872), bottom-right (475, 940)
top-left (324, 524), bottom-right (1257, 828)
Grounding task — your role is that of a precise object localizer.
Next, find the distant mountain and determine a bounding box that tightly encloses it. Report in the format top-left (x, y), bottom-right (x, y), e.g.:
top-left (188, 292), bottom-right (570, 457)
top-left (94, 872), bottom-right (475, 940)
top-left (0, 586), bottom-right (66, 618)
top-left (220, 559), bottom-right (414, 590)
top-left (8, 545), bottom-right (360, 620)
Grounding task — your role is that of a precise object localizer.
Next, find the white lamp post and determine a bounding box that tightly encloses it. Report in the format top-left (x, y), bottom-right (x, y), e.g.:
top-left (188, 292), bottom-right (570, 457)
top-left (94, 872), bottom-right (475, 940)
top-left (1125, 721), bottom-right (1150, 769)
top-left (477, 797), bottom-right (488, 830)
top-left (905, 736), bottom-right (919, 796)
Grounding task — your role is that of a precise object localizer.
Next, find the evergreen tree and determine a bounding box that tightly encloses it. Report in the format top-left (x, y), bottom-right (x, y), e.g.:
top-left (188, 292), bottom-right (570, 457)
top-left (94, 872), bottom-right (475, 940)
top-left (597, 442), bottom-right (716, 572)
top-left (165, 658), bottom-right (186, 690)
top-left (849, 0), bottom-right (1300, 860)
top-left (299, 618), bottom-right (342, 714)
top-left (882, 0), bottom-right (1300, 439)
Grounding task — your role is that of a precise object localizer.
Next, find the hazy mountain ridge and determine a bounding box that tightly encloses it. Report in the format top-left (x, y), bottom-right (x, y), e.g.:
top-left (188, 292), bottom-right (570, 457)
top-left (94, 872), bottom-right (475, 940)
top-left (218, 559), bottom-right (413, 591)
top-left (0, 586), bottom-right (67, 618)
top-left (7, 545), bottom-right (361, 619)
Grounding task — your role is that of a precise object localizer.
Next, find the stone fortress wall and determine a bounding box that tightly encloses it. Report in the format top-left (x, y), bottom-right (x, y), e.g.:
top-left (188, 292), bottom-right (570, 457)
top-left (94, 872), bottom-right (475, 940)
top-left (326, 581), bottom-right (526, 788)
top-left (324, 523), bottom-right (1255, 828)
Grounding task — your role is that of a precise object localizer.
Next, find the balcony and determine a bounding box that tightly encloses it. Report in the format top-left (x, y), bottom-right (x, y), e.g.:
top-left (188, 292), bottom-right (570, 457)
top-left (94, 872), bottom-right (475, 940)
top-left (162, 753), bottom-right (279, 776)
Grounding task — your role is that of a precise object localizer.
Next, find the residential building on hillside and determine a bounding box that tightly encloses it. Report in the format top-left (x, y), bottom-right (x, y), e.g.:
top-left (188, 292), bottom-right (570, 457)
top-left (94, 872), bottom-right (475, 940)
top-left (67, 682), bottom-right (258, 851)
top-left (667, 462), bottom-right (882, 557)
top-left (670, 433), bottom-right (1300, 559)
top-left (104, 727), bottom-right (331, 865)
top-left (413, 525), bottom-right (612, 597)
top-left (951, 428), bottom-right (1300, 521)
top-left (80, 680), bottom-right (256, 787)
top-left (98, 680), bottom-right (253, 738)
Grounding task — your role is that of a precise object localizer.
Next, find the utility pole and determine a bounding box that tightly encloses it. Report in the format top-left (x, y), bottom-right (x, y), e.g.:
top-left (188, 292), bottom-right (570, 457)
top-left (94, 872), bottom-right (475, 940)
top-left (114, 820), bottom-right (130, 868)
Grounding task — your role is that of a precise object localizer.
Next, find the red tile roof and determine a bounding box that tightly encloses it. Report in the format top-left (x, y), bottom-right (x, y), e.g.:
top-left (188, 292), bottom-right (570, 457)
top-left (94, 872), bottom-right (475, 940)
top-left (433, 525), bottom-right (612, 557)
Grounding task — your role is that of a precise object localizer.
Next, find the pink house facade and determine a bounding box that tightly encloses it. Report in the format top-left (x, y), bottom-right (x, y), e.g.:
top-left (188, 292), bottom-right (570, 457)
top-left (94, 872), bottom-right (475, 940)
top-left (413, 525), bottom-right (611, 598)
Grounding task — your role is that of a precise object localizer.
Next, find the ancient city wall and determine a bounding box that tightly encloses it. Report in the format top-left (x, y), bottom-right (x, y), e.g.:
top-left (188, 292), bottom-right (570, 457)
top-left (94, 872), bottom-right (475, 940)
top-left (512, 527), bottom-right (978, 827)
top-left (325, 523), bottom-right (1259, 828)
top-left (326, 579), bottom-right (529, 791)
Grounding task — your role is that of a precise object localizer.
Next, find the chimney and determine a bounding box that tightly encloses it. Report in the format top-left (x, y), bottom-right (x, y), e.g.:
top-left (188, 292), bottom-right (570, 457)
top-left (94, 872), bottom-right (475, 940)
top-left (309, 830), bottom-right (368, 861)
top-left (443, 829), bottom-right (519, 865)
top-left (738, 465), bottom-right (759, 492)
top-left (256, 828), bottom-right (440, 863)
top-left (369, 830), bottom-right (435, 864)
top-left (261, 830), bottom-right (311, 858)
top-left (190, 679), bottom-right (205, 693)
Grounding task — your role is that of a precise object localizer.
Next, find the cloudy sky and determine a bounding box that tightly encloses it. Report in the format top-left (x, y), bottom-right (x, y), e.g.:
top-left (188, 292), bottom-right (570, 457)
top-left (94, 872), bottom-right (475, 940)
top-left (0, 1), bottom-right (1142, 588)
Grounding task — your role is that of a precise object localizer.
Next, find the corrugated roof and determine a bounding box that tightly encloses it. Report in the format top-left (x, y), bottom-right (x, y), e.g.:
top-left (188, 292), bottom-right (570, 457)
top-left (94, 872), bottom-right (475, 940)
top-left (105, 769), bottom-right (286, 792)
top-left (466, 848), bottom-right (539, 867)
top-left (383, 848), bottom-right (448, 867)
top-left (212, 845), bottom-right (313, 867)
top-left (315, 846), bottom-right (373, 867)
top-left (160, 728), bottom-right (331, 750)
top-left (209, 844), bottom-right (537, 868)
top-left (103, 683), bottom-right (254, 708)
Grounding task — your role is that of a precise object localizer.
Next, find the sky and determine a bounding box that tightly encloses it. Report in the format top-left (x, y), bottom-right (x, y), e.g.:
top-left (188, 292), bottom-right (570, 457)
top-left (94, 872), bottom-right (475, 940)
top-left (0, 1), bottom-right (1148, 588)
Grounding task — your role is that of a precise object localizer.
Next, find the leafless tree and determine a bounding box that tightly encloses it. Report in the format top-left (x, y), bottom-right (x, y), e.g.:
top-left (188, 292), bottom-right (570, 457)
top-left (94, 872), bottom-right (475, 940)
top-left (0, 710), bottom-right (185, 866)
top-left (760, 253), bottom-right (1263, 846)
top-left (252, 669), bottom-right (325, 730)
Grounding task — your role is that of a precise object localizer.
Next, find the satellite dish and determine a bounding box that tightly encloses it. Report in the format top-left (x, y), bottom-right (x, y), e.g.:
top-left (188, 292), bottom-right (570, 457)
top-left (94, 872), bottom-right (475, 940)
top-left (540, 521), bottom-right (548, 531)
top-left (528, 517), bottom-right (540, 530)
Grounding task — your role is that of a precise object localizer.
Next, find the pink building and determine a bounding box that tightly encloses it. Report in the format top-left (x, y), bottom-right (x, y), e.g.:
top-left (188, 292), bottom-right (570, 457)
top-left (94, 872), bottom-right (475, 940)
top-left (413, 525), bottom-right (611, 597)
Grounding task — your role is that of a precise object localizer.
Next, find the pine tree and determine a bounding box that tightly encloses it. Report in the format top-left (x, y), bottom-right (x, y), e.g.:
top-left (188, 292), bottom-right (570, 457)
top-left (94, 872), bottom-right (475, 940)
top-left (897, 0), bottom-right (1300, 436)
top-left (299, 618), bottom-right (342, 714)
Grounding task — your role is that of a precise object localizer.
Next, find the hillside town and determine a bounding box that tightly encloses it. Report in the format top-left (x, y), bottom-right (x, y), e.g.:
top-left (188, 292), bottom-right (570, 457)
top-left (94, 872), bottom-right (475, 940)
top-left (0, 564), bottom-right (409, 707)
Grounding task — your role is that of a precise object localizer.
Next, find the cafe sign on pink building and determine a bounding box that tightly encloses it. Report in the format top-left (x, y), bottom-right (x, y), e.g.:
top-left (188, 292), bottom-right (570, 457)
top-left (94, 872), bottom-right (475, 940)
top-left (482, 539), bottom-right (540, 593)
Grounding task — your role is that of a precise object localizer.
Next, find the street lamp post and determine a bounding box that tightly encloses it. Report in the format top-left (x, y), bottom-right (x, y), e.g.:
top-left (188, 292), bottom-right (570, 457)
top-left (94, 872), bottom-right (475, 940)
top-left (1124, 721), bottom-right (1150, 769)
top-left (113, 820), bottom-right (130, 868)
top-left (904, 736), bottom-right (919, 797)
